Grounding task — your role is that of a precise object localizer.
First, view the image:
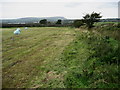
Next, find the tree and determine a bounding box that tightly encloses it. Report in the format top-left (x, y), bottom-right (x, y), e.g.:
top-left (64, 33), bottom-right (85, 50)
top-left (56, 19), bottom-right (62, 24)
top-left (83, 12), bottom-right (102, 28)
top-left (73, 20), bottom-right (84, 28)
top-left (39, 19), bottom-right (47, 24)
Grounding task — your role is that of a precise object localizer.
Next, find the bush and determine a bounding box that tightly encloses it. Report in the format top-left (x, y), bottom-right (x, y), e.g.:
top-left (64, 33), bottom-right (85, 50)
top-left (73, 20), bottom-right (84, 28)
top-left (56, 19), bottom-right (62, 24)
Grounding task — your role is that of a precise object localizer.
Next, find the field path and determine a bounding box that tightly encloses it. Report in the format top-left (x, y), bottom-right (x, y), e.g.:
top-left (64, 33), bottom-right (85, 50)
top-left (2, 27), bottom-right (75, 88)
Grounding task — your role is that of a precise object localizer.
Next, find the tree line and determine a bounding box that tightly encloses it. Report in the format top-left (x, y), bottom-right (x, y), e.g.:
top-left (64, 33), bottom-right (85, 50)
top-left (39, 19), bottom-right (62, 25)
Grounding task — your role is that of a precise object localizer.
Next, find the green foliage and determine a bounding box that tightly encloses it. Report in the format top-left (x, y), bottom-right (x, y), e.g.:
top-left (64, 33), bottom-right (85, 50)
top-left (56, 19), bottom-right (62, 24)
top-left (73, 20), bottom-right (84, 28)
top-left (94, 22), bottom-right (120, 41)
top-left (60, 28), bottom-right (119, 88)
top-left (117, 23), bottom-right (120, 28)
top-left (83, 12), bottom-right (102, 28)
top-left (39, 19), bottom-right (47, 24)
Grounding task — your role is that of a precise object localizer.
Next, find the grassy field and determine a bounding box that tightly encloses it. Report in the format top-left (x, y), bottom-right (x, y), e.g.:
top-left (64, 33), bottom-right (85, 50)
top-left (2, 27), bottom-right (76, 88)
top-left (2, 26), bottom-right (119, 88)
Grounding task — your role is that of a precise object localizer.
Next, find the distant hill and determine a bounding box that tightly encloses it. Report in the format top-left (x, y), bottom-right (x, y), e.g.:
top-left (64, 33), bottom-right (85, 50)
top-left (1, 17), bottom-right (119, 25)
top-left (0, 17), bottom-right (67, 24)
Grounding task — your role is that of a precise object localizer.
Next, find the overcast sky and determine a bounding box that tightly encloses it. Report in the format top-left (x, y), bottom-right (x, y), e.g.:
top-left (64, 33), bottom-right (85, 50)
top-left (0, 0), bottom-right (119, 19)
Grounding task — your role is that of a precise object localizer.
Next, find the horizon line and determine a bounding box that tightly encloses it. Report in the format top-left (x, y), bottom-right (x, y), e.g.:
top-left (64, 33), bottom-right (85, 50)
top-left (0, 16), bottom-right (119, 20)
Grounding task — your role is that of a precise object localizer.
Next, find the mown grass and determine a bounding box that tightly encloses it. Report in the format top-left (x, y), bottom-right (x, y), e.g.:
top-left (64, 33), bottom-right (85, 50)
top-left (2, 25), bottom-right (119, 88)
top-left (2, 27), bottom-right (75, 88)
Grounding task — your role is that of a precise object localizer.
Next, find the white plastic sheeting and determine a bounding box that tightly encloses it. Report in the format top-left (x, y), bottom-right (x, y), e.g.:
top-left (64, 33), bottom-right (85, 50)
top-left (25, 27), bottom-right (28, 30)
top-left (14, 28), bottom-right (21, 35)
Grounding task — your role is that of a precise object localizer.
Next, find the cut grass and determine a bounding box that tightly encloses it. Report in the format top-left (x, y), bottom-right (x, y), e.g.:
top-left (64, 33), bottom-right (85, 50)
top-left (2, 27), bottom-right (75, 88)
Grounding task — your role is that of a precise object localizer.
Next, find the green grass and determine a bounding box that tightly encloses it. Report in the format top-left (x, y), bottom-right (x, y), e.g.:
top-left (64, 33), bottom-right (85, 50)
top-left (94, 22), bottom-right (118, 26)
top-left (59, 28), bottom-right (119, 88)
top-left (2, 27), bottom-right (75, 88)
top-left (2, 26), bottom-right (119, 88)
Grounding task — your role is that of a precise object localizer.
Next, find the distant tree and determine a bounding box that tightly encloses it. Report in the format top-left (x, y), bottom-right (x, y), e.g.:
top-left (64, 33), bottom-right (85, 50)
top-left (39, 19), bottom-right (47, 24)
top-left (47, 21), bottom-right (51, 24)
top-left (73, 20), bottom-right (84, 28)
top-left (56, 19), bottom-right (62, 24)
top-left (83, 12), bottom-right (102, 28)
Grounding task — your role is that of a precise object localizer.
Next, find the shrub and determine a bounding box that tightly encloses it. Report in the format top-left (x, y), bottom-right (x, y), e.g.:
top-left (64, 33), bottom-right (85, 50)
top-left (73, 20), bottom-right (84, 28)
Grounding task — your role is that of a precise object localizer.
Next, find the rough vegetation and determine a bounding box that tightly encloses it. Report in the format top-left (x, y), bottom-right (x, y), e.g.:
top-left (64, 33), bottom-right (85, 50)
top-left (61, 28), bottom-right (119, 88)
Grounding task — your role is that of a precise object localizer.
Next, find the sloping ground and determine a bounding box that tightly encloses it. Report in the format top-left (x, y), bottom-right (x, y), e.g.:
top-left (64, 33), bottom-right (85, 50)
top-left (2, 27), bottom-right (75, 88)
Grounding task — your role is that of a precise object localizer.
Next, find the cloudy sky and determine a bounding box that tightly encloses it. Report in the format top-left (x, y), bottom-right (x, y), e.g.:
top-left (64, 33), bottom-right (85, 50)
top-left (0, 0), bottom-right (119, 19)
